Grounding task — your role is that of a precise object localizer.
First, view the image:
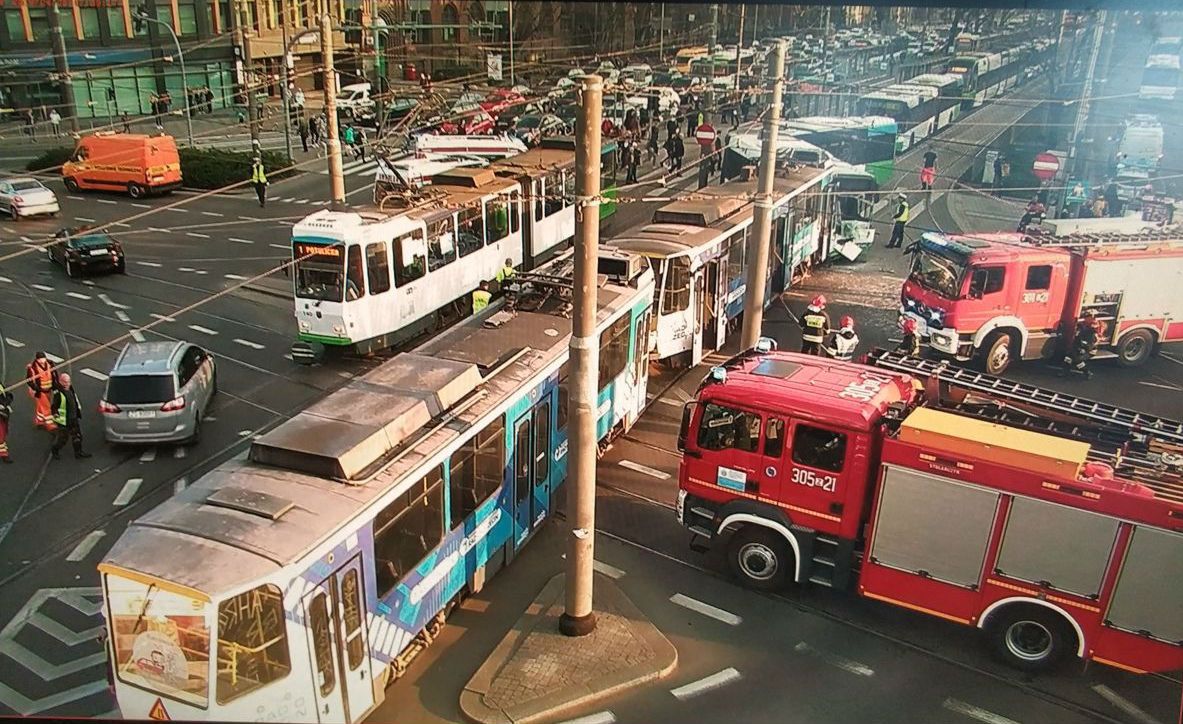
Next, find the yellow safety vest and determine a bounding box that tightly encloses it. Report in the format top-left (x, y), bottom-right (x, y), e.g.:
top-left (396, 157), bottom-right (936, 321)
top-left (53, 391), bottom-right (68, 426)
top-left (802, 311), bottom-right (828, 343)
top-left (495, 265), bottom-right (515, 283)
top-left (472, 289), bottom-right (491, 314)
top-left (251, 163), bottom-right (267, 184)
top-left (895, 201), bottom-right (910, 223)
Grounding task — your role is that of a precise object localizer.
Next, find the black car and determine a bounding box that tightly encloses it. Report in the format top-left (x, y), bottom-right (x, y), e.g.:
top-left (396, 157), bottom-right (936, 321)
top-left (48, 228), bottom-right (126, 278)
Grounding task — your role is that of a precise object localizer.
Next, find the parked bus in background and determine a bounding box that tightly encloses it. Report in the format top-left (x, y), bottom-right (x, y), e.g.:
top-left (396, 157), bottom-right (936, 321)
top-left (674, 45), bottom-right (710, 74)
top-left (1139, 55), bottom-right (1180, 101)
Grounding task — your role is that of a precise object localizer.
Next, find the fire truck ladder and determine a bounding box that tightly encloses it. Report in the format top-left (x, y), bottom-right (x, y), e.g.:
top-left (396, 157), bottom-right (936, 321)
top-left (1020, 227), bottom-right (1183, 248)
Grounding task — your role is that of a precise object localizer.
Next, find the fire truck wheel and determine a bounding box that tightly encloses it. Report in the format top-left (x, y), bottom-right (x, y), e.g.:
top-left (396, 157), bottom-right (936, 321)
top-left (979, 331), bottom-right (1015, 376)
top-left (987, 605), bottom-right (1075, 672)
top-left (1115, 330), bottom-right (1154, 367)
top-left (727, 527), bottom-right (791, 591)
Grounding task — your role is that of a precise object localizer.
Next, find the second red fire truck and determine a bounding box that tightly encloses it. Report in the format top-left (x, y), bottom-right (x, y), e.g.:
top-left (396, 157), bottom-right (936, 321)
top-left (676, 342), bottom-right (1183, 674)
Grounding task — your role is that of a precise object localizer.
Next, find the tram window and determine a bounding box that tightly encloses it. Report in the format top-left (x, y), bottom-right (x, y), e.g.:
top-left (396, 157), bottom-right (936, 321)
top-left (791, 424), bottom-right (847, 473)
top-left (373, 465), bottom-right (445, 598)
top-left (448, 417), bottom-right (505, 526)
top-left (543, 171), bottom-right (563, 216)
top-left (394, 230), bottom-right (427, 285)
top-left (662, 257), bottom-right (691, 313)
top-left (486, 196), bottom-right (509, 242)
top-left (598, 314), bottom-right (631, 391)
top-left (308, 592), bottom-right (335, 697)
top-left (509, 190), bottom-right (521, 233)
top-left (365, 241), bottom-right (392, 294)
top-left (514, 418), bottom-right (531, 504)
top-left (427, 218), bottom-right (457, 271)
top-left (533, 178), bottom-right (545, 221)
top-left (697, 402), bottom-right (761, 453)
top-left (216, 583), bottom-right (291, 704)
top-left (458, 205), bottom-right (484, 257)
top-left (727, 232), bottom-right (745, 282)
top-left (340, 569), bottom-right (365, 671)
top-left (345, 245), bottom-right (365, 301)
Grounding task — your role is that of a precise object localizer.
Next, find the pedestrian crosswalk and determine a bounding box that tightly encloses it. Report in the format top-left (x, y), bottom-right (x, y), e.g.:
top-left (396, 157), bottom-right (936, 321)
top-left (316, 157), bottom-right (382, 177)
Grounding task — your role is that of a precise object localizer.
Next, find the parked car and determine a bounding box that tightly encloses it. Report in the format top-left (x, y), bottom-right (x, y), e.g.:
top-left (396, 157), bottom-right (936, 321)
top-left (480, 88), bottom-right (525, 115)
top-left (336, 82), bottom-right (374, 119)
top-left (358, 96), bottom-right (419, 128)
top-left (438, 104), bottom-right (495, 135)
top-left (47, 227), bottom-right (125, 278)
top-left (512, 113), bottom-right (570, 147)
top-left (100, 341), bottom-right (217, 445)
top-left (0, 176), bottom-right (59, 220)
top-left (549, 76), bottom-right (578, 100)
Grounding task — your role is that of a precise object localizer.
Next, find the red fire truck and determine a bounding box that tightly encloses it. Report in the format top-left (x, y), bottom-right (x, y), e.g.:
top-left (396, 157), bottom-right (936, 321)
top-left (676, 342), bottom-right (1183, 673)
top-left (899, 222), bottom-right (1183, 374)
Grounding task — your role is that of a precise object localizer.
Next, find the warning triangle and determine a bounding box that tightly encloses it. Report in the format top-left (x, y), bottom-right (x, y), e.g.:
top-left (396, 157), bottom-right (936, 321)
top-left (148, 698), bottom-right (170, 721)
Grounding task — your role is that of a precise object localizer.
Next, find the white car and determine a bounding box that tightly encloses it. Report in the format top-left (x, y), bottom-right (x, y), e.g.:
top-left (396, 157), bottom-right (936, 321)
top-left (335, 82), bottom-right (374, 119)
top-left (566, 68), bottom-right (586, 79)
top-left (0, 177), bottom-right (60, 220)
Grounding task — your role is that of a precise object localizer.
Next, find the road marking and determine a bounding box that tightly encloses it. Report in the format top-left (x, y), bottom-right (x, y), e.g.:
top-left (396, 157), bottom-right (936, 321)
top-left (269, 243), bottom-right (289, 250)
top-left (67, 195), bottom-right (84, 201)
top-left (113, 478), bottom-right (143, 506)
top-left (225, 273), bottom-right (248, 280)
top-left (44, 352), bottom-right (63, 363)
top-left (238, 430), bottom-right (252, 437)
top-left (80, 368), bottom-right (108, 381)
top-left (200, 211), bottom-right (223, 217)
top-left (186, 232), bottom-right (211, 239)
top-left (229, 237), bottom-right (254, 244)
top-left (96, 199), bottom-right (117, 205)
top-left (1158, 351), bottom-right (1183, 366)
top-left (1138, 381), bottom-right (1183, 391)
top-left (150, 313), bottom-right (176, 322)
top-left (669, 594), bottom-right (742, 626)
top-left (149, 226), bottom-right (169, 233)
top-left (194, 269), bottom-right (208, 275)
top-left (670, 668), bottom-right (741, 700)
top-left (98, 293), bottom-right (129, 309)
top-left (65, 291), bottom-right (91, 300)
top-left (174, 477), bottom-right (189, 495)
top-left (174, 446), bottom-right (186, 459)
top-left (942, 698), bottom-right (1021, 724)
top-left (115, 310), bottom-right (130, 322)
top-left (0, 275), bottom-right (11, 283)
top-left (557, 712), bottom-right (616, 724)
top-left (30, 283), bottom-right (54, 292)
top-left (130, 330), bottom-right (146, 342)
top-left (296, 199), bottom-right (310, 204)
top-left (189, 324), bottom-right (217, 335)
top-left (111, 221), bottom-right (131, 228)
top-left (657, 397), bottom-right (683, 407)
top-left (1091, 685), bottom-right (1163, 724)
top-left (276, 220), bottom-right (295, 226)
top-left (136, 260), bottom-right (163, 268)
top-left (20, 235), bottom-right (33, 242)
top-left (5, 338), bottom-right (25, 347)
top-left (793, 641), bottom-right (874, 677)
top-left (592, 560), bottom-right (626, 579)
top-left (238, 215), bottom-right (261, 221)
top-left (75, 216), bottom-right (95, 222)
top-left (130, 202), bottom-right (151, 208)
top-left (179, 266), bottom-right (195, 272)
top-left (234, 338), bottom-right (264, 349)
top-left (166, 207), bottom-right (188, 213)
top-left (81, 280), bottom-right (95, 286)
top-left (619, 459), bottom-right (670, 480)
top-left (139, 449), bottom-right (156, 462)
top-left (65, 531), bottom-right (106, 562)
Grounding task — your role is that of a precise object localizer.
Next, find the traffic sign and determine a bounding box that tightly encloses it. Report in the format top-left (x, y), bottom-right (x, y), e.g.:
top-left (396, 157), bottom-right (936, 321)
top-left (695, 123), bottom-right (717, 146)
top-left (1032, 152), bottom-right (1059, 181)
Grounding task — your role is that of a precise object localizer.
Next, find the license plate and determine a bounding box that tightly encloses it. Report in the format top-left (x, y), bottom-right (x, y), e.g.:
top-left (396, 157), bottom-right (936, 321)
top-left (90, 249), bottom-right (108, 256)
top-left (128, 410), bottom-right (156, 419)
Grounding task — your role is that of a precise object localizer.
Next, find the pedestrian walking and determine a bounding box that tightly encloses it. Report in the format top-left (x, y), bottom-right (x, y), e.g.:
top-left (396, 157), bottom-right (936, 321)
top-left (741, 94), bottom-right (752, 122)
top-left (355, 126), bottom-right (367, 162)
top-left (920, 149), bottom-right (937, 190)
top-left (0, 390), bottom-right (13, 463)
top-left (24, 108), bottom-right (35, 139)
top-left (1103, 181), bottom-right (1120, 218)
top-left (627, 141), bottom-right (641, 184)
top-left (251, 156), bottom-right (268, 208)
top-left (671, 130), bottom-right (685, 174)
top-left (343, 123), bottom-right (356, 156)
top-left (897, 318), bottom-right (922, 357)
top-left (121, 112), bottom-right (131, 133)
top-left (49, 109), bottom-right (61, 137)
top-left (666, 115), bottom-right (677, 141)
top-left (685, 107), bottom-right (697, 137)
top-left (885, 192), bottom-right (910, 249)
top-left (50, 374), bottom-right (90, 460)
top-left (298, 117), bottom-right (309, 153)
top-left (800, 296), bottom-right (830, 356)
top-left (25, 351), bottom-right (59, 430)
top-left (647, 121), bottom-right (659, 163)
top-left (992, 154), bottom-right (1005, 195)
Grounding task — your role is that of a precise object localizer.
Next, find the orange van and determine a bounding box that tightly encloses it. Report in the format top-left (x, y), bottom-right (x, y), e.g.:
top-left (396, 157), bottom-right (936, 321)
top-left (62, 132), bottom-right (183, 198)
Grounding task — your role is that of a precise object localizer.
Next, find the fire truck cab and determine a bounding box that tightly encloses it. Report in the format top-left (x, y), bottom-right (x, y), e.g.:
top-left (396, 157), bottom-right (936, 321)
top-left (678, 343), bottom-right (1183, 674)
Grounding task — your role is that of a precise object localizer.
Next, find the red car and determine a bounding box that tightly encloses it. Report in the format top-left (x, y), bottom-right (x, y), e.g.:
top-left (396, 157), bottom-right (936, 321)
top-left (438, 104), bottom-right (496, 135)
top-left (479, 88), bottom-right (525, 116)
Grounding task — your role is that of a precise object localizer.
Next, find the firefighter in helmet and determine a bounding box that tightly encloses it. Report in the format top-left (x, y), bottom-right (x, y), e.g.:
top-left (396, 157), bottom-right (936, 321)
top-left (897, 318), bottom-right (922, 357)
top-left (826, 315), bottom-right (859, 362)
top-left (1062, 309), bottom-right (1103, 379)
top-left (800, 295), bottom-right (830, 356)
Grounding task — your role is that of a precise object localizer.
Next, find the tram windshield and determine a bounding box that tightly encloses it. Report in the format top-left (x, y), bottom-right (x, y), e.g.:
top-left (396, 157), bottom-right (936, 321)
top-left (105, 574), bottom-right (211, 708)
top-left (293, 241), bottom-right (345, 302)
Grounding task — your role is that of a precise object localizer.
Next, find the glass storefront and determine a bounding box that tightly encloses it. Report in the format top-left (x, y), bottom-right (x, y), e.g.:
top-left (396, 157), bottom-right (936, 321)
top-left (68, 62), bottom-right (235, 117)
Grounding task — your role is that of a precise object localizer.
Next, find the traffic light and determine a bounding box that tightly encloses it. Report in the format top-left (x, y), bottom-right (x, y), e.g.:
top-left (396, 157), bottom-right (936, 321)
top-left (132, 4), bottom-right (147, 33)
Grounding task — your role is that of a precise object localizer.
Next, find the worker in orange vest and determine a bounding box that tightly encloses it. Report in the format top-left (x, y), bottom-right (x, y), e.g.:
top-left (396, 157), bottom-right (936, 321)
top-left (25, 351), bottom-right (59, 430)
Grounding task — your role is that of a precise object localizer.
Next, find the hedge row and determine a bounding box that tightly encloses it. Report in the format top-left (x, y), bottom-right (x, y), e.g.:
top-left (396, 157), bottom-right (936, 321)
top-left (25, 145), bottom-right (298, 190)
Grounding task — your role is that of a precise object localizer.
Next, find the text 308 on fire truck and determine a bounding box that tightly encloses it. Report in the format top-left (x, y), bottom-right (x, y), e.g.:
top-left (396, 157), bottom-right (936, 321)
top-left (676, 340), bottom-right (1183, 673)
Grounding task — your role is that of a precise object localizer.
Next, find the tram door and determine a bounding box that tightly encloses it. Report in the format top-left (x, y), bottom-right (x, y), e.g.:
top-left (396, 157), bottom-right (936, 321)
top-left (512, 396), bottom-right (553, 550)
top-left (703, 260), bottom-right (721, 352)
top-left (303, 556), bottom-right (374, 724)
top-left (691, 272), bottom-right (706, 365)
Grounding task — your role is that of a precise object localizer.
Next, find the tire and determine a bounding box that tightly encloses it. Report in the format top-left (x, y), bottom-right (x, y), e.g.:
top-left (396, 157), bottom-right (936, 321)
top-left (9, 205), bottom-right (18, 221)
top-left (726, 526), bottom-right (791, 591)
top-left (187, 413), bottom-right (202, 446)
top-left (128, 183), bottom-right (145, 199)
top-left (66, 259), bottom-right (80, 279)
top-left (115, 259), bottom-right (127, 274)
top-left (986, 605), bottom-right (1076, 672)
top-left (1116, 329), bottom-right (1154, 367)
top-left (63, 177), bottom-right (79, 193)
top-left (980, 331), bottom-right (1015, 376)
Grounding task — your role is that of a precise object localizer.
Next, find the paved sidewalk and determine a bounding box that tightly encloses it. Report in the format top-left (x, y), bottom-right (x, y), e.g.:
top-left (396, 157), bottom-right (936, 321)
top-left (459, 572), bottom-right (677, 724)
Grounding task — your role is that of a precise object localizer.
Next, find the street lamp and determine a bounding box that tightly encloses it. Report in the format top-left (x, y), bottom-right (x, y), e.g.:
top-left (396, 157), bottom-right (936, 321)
top-left (133, 7), bottom-right (194, 147)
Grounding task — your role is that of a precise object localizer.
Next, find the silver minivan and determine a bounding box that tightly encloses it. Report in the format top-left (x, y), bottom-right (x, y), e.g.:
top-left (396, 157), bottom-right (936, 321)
top-left (101, 341), bottom-right (217, 445)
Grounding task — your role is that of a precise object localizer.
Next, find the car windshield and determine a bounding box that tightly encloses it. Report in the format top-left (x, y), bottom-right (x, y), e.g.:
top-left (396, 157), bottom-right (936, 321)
top-left (69, 233), bottom-right (114, 249)
top-left (11, 180), bottom-right (44, 191)
top-left (106, 374), bottom-right (176, 404)
top-left (517, 116), bottom-right (542, 128)
top-left (909, 248), bottom-right (968, 299)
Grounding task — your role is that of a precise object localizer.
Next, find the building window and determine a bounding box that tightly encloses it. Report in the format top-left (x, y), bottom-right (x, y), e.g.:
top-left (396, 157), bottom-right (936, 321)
top-left (373, 466), bottom-right (445, 598)
top-left (155, 3), bottom-right (175, 32)
top-left (57, 7), bottom-right (77, 40)
top-left (107, 7), bottom-right (128, 38)
top-left (4, 10), bottom-right (25, 42)
top-left (177, 2), bottom-right (198, 35)
top-left (441, 3), bottom-right (458, 42)
top-left (79, 7), bottom-right (101, 40)
top-left (27, 8), bottom-right (50, 42)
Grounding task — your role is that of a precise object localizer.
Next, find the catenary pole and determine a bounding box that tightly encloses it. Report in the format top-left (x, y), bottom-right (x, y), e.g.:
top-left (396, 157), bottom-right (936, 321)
top-left (739, 40), bottom-right (786, 350)
top-left (237, 1), bottom-right (260, 150)
top-left (560, 73), bottom-right (603, 638)
top-left (48, 0), bottom-right (79, 134)
top-left (322, 13), bottom-right (346, 207)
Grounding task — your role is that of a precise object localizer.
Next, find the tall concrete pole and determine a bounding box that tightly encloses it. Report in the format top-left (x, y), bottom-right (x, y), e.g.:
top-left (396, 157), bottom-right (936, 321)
top-left (659, 3), bottom-right (665, 63)
top-left (739, 40), bottom-right (786, 350)
top-left (508, 0), bottom-right (515, 85)
top-left (237, 1), bottom-right (260, 150)
top-left (709, 4), bottom-right (718, 49)
top-left (48, 0), bottom-right (79, 134)
top-left (560, 73), bottom-right (602, 639)
top-left (734, 4), bottom-right (745, 92)
top-left (322, 13), bottom-right (346, 207)
top-left (280, 0), bottom-right (293, 160)
top-left (1068, 12), bottom-right (1104, 183)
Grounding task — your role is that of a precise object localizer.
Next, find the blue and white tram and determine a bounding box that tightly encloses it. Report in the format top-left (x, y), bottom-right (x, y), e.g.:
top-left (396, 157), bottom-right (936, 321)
top-left (98, 248), bottom-right (654, 724)
top-left (289, 167), bottom-right (524, 361)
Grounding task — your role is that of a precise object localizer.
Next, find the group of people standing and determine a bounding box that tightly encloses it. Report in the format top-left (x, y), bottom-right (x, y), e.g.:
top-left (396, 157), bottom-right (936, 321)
top-left (185, 86), bottom-right (216, 116)
top-left (0, 352), bottom-right (92, 464)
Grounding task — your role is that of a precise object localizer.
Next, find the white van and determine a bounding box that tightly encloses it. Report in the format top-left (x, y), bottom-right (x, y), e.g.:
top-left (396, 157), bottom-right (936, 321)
top-left (1117, 115), bottom-right (1163, 174)
top-left (336, 82), bottom-right (374, 119)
